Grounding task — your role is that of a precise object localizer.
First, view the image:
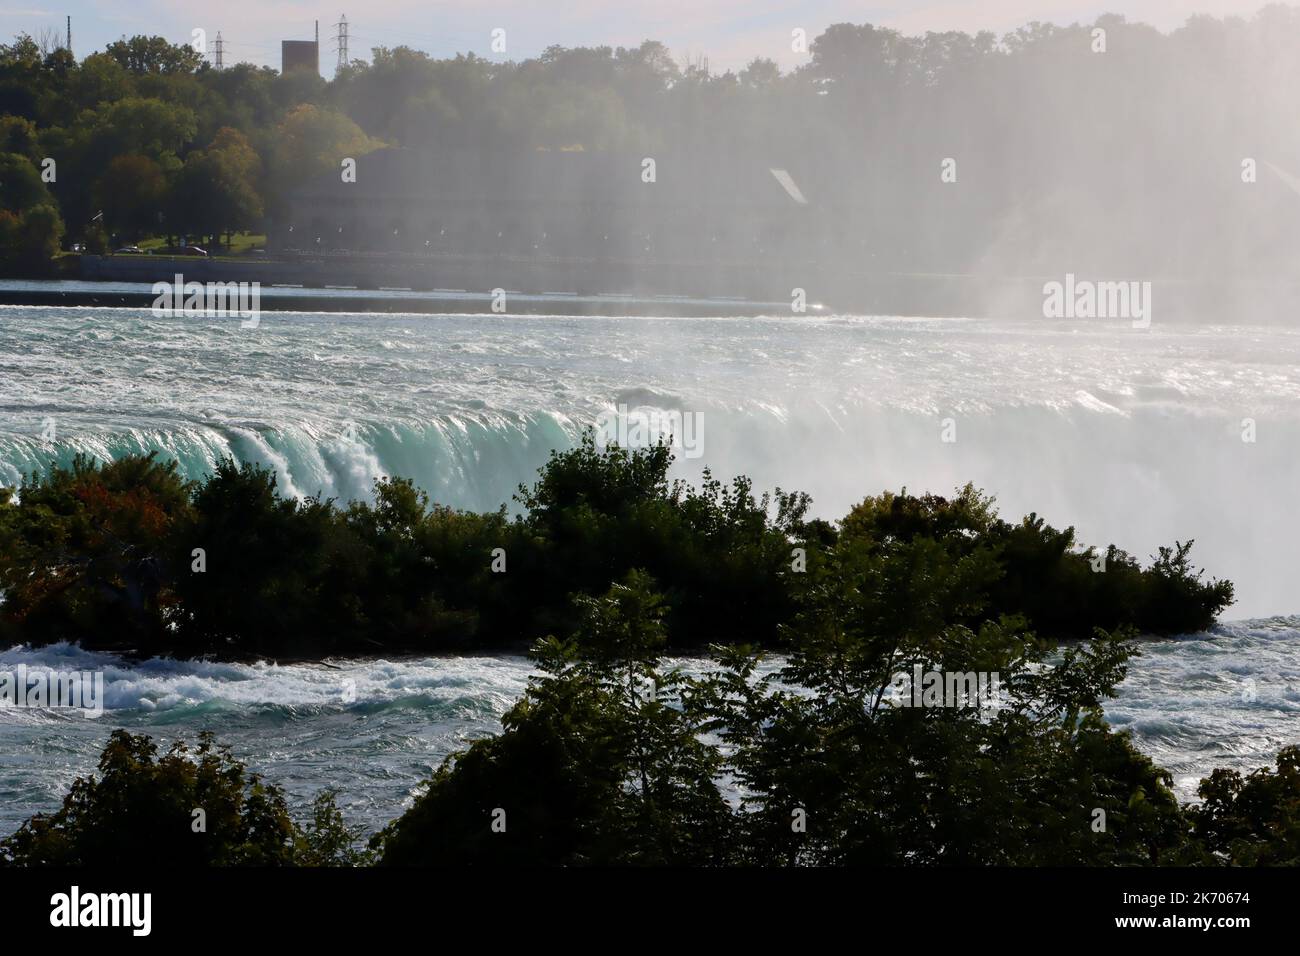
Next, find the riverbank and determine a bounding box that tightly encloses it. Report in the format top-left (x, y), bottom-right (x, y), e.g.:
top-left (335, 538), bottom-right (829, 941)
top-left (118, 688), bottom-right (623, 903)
top-left (0, 278), bottom-right (804, 318)
top-left (9, 257), bottom-right (1300, 320)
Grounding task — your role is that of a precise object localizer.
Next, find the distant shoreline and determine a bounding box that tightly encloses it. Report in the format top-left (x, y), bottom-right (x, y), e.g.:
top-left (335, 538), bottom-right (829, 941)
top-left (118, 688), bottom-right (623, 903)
top-left (0, 284), bottom-right (803, 317)
top-left (7, 255), bottom-right (1300, 321)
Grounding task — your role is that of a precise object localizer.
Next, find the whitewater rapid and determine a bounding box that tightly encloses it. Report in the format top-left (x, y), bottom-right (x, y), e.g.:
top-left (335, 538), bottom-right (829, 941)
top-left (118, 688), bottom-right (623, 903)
top-left (1, 303), bottom-right (1298, 836)
top-left (2, 625), bottom-right (1297, 837)
top-left (3, 305), bottom-right (1298, 614)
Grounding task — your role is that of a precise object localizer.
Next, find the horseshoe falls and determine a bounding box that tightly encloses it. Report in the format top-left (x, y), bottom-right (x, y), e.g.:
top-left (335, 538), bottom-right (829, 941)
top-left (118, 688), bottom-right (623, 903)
top-left (2, 303), bottom-right (1299, 834)
top-left (3, 305), bottom-right (1296, 617)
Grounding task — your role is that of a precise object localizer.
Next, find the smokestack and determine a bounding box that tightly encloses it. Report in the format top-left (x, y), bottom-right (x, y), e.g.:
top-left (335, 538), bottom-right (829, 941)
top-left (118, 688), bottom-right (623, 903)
top-left (315, 20), bottom-right (319, 43)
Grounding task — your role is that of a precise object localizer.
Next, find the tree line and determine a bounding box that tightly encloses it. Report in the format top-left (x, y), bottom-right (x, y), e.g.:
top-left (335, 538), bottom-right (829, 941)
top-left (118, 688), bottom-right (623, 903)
top-left (0, 548), bottom-right (1291, 866)
top-left (0, 440), bottom-right (1268, 866)
top-left (0, 438), bottom-right (1233, 659)
top-left (3, 8), bottom-right (1300, 278)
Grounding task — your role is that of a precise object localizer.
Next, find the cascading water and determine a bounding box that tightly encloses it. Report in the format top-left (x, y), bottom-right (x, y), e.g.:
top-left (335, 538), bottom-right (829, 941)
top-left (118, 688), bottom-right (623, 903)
top-left (2, 303), bottom-right (1298, 832)
top-left (4, 305), bottom-right (1296, 613)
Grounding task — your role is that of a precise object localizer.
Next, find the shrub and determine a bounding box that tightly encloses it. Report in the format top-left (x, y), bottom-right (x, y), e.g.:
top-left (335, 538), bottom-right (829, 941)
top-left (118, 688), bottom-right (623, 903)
top-left (375, 572), bottom-right (733, 865)
top-left (0, 441), bottom-right (1235, 659)
top-left (1189, 746), bottom-right (1300, 865)
top-left (0, 730), bottom-right (298, 866)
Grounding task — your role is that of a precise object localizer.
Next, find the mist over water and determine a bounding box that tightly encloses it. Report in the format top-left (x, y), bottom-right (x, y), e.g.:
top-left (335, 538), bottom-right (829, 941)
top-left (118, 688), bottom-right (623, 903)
top-left (2, 305), bottom-right (1296, 616)
top-left (2, 303), bottom-right (1298, 833)
top-left (6, 4), bottom-right (1300, 874)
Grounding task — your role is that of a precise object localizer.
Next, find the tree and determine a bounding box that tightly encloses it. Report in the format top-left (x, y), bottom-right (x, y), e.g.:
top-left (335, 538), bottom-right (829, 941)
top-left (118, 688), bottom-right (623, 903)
top-left (739, 57), bottom-right (781, 88)
top-left (169, 127), bottom-right (264, 246)
top-left (105, 35), bottom-right (203, 75)
top-left (0, 731), bottom-right (299, 866)
top-left (0, 33), bottom-right (41, 68)
top-left (375, 571), bottom-right (733, 865)
top-left (0, 152), bottom-right (62, 269)
top-left (264, 103), bottom-right (383, 216)
top-left (13, 201), bottom-right (63, 265)
top-left (0, 150), bottom-right (51, 211)
top-left (1190, 746), bottom-right (1300, 865)
top-left (0, 453), bottom-right (191, 653)
top-left (70, 52), bottom-right (133, 109)
top-left (0, 114), bottom-right (39, 159)
top-left (97, 153), bottom-right (167, 241)
top-left (375, 520), bottom-right (1200, 866)
top-left (85, 95), bottom-right (197, 162)
top-left (294, 790), bottom-right (374, 866)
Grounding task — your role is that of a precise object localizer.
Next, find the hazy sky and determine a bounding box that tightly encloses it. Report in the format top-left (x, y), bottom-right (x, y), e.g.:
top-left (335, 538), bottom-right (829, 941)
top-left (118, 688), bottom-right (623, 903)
top-left (0, 1), bottom-right (1283, 74)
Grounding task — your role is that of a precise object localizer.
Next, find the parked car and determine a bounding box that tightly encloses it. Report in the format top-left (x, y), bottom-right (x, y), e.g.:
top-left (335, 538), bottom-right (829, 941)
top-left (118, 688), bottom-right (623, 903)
top-left (178, 246), bottom-right (208, 257)
top-left (114, 245), bottom-right (144, 254)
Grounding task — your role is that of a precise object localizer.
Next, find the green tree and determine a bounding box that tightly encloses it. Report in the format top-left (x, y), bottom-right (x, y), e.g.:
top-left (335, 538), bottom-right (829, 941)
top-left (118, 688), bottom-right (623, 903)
top-left (0, 152), bottom-right (62, 269)
top-left (13, 201), bottom-right (63, 265)
top-left (276, 103), bottom-right (383, 171)
top-left (170, 127), bottom-right (264, 246)
top-left (375, 572), bottom-right (733, 865)
top-left (0, 731), bottom-right (299, 866)
top-left (86, 95), bottom-right (197, 161)
top-left (0, 114), bottom-right (40, 159)
top-left (0, 150), bottom-right (51, 211)
top-left (0, 452), bottom-right (191, 653)
top-left (70, 52), bottom-right (133, 109)
top-left (105, 35), bottom-right (203, 76)
top-left (96, 153), bottom-right (167, 241)
top-left (294, 790), bottom-right (374, 866)
top-left (1190, 746), bottom-right (1300, 865)
top-left (0, 33), bottom-right (41, 67)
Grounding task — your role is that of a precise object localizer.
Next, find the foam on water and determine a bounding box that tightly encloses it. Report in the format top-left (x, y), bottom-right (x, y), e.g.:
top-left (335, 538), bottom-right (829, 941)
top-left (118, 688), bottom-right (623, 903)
top-left (1106, 618), bottom-right (1300, 798)
top-left (1, 304), bottom-right (1298, 834)
top-left (0, 642), bottom-right (533, 834)
top-left (2, 623), bottom-right (1297, 835)
top-left (4, 306), bottom-right (1300, 612)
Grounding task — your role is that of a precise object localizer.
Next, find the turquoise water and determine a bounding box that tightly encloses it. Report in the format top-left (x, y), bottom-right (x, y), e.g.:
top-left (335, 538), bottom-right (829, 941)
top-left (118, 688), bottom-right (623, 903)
top-left (1, 300), bottom-right (1298, 837)
top-left (3, 620), bottom-right (1298, 837)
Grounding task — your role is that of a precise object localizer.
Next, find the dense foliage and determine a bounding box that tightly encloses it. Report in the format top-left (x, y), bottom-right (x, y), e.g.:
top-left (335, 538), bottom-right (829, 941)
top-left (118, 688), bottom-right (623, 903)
top-left (375, 574), bottom-right (1202, 865)
top-left (369, 573), bottom-right (1300, 866)
top-left (1189, 746), bottom-right (1300, 865)
top-left (377, 573), bottom-right (733, 865)
top-left (0, 448), bottom-right (1279, 867)
top-left (0, 730), bottom-right (367, 866)
top-left (0, 438), bottom-right (1232, 658)
top-left (3, 8), bottom-right (1300, 276)
top-left (5, 576), bottom-right (1291, 867)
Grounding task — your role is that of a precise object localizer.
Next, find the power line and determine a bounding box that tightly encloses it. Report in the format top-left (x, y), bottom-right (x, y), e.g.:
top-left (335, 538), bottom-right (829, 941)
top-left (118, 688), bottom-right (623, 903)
top-left (344, 31), bottom-right (462, 50)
